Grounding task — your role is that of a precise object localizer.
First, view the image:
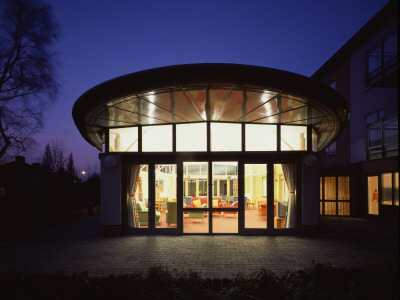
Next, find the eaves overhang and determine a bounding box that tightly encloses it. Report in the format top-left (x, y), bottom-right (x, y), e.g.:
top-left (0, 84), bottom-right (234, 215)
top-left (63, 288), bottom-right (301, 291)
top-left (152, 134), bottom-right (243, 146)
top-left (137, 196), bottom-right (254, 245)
top-left (72, 63), bottom-right (350, 151)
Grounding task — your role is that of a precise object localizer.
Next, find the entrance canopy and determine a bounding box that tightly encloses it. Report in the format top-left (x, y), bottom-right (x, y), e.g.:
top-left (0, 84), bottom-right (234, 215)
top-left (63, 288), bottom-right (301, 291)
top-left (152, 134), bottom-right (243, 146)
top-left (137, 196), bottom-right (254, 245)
top-left (73, 64), bottom-right (349, 150)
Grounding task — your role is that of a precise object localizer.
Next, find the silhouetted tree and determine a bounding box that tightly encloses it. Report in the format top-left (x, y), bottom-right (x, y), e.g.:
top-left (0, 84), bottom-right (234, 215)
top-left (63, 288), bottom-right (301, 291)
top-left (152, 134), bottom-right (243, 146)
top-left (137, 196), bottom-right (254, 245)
top-left (41, 143), bottom-right (53, 173)
top-left (40, 139), bottom-right (65, 173)
top-left (66, 152), bottom-right (77, 177)
top-left (0, 0), bottom-right (59, 162)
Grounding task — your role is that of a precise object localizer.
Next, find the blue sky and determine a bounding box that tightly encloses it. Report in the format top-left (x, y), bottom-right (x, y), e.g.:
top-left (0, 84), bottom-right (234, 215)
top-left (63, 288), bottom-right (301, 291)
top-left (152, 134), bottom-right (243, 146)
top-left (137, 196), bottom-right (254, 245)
top-left (26, 0), bottom-right (389, 175)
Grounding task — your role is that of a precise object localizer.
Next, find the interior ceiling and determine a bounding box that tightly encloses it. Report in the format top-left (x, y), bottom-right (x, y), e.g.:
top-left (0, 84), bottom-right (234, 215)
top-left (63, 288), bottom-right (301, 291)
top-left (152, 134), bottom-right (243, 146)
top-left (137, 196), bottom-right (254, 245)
top-left (73, 64), bottom-right (349, 151)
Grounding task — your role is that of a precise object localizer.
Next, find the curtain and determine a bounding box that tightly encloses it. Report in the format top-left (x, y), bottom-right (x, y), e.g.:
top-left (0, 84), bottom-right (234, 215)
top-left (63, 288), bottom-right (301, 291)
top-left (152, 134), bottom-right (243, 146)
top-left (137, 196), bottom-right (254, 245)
top-left (128, 165), bottom-right (140, 228)
top-left (282, 164), bottom-right (296, 228)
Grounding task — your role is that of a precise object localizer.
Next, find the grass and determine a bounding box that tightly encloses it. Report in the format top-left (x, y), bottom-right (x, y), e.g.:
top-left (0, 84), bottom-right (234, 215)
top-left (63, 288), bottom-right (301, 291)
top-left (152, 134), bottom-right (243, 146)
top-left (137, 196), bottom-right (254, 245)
top-left (0, 261), bottom-right (398, 299)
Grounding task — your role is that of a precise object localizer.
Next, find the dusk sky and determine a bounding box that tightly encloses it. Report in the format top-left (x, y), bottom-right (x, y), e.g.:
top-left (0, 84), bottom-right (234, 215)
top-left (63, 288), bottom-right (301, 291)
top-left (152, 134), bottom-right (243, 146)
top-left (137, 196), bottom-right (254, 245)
top-left (26, 0), bottom-right (389, 176)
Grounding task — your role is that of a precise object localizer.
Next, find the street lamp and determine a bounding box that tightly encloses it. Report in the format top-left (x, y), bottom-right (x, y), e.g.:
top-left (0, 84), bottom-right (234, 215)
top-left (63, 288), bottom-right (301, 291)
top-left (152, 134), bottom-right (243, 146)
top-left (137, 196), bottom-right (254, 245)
top-left (82, 170), bottom-right (86, 182)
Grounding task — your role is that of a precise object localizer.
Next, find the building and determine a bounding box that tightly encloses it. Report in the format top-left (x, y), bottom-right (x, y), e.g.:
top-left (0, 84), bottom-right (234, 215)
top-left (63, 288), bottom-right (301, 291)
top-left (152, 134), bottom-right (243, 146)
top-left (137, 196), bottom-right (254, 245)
top-left (312, 0), bottom-right (398, 222)
top-left (73, 64), bottom-right (349, 235)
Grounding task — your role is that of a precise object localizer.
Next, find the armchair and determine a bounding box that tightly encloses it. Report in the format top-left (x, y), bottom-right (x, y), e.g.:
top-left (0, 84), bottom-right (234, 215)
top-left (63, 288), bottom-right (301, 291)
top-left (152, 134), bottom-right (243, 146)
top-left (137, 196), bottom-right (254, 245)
top-left (136, 202), bottom-right (160, 226)
top-left (165, 201), bottom-right (177, 227)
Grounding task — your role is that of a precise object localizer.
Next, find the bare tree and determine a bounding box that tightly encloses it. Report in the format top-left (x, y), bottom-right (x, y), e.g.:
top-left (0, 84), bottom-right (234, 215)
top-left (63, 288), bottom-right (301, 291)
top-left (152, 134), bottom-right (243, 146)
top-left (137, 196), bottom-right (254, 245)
top-left (0, 0), bottom-right (59, 162)
top-left (41, 139), bottom-right (65, 173)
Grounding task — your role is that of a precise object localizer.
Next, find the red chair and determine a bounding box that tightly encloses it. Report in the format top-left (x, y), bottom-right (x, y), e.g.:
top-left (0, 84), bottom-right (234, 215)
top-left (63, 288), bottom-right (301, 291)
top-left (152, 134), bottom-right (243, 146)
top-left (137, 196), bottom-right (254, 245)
top-left (223, 201), bottom-right (238, 217)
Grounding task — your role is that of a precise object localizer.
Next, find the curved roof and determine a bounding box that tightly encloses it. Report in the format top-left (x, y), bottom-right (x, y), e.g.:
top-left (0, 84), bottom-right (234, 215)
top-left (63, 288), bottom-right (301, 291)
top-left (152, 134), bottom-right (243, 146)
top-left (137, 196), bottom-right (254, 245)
top-left (73, 63), bottom-right (349, 151)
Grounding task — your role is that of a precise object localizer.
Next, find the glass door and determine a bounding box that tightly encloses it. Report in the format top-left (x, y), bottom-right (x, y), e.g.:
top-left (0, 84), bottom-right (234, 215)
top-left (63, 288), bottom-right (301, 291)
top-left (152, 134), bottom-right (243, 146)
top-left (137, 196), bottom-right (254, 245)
top-left (244, 164), bottom-right (268, 229)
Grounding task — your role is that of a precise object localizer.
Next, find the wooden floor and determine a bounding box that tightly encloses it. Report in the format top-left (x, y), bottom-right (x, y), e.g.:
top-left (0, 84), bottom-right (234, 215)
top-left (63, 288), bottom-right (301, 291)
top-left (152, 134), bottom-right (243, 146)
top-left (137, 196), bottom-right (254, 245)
top-left (150, 207), bottom-right (272, 233)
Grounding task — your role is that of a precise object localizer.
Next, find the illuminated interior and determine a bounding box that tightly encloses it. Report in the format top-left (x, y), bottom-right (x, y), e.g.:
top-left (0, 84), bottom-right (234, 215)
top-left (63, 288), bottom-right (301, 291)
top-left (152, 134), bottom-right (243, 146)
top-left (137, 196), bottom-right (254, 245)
top-left (128, 162), bottom-right (296, 232)
top-left (109, 123), bottom-right (309, 153)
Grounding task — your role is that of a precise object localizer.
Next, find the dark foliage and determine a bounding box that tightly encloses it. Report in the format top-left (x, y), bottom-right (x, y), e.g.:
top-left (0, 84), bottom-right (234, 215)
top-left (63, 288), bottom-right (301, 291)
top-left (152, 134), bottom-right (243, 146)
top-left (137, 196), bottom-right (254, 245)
top-left (0, 262), bottom-right (398, 299)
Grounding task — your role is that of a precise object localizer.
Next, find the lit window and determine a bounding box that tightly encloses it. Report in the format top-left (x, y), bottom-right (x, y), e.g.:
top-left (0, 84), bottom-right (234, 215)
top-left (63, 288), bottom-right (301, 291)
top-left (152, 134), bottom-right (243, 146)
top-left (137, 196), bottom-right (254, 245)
top-left (381, 173), bottom-right (393, 205)
top-left (210, 123), bottom-right (241, 151)
top-left (109, 127), bottom-right (138, 152)
top-left (142, 125), bottom-right (172, 152)
top-left (281, 125), bottom-right (307, 151)
top-left (245, 124), bottom-right (277, 151)
top-left (176, 123), bottom-right (207, 152)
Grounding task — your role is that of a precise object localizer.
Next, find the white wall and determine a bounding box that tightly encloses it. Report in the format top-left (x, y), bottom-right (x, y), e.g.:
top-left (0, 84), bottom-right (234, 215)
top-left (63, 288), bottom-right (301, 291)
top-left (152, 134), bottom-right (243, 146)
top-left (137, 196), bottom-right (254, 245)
top-left (302, 154), bottom-right (320, 227)
top-left (100, 154), bottom-right (122, 226)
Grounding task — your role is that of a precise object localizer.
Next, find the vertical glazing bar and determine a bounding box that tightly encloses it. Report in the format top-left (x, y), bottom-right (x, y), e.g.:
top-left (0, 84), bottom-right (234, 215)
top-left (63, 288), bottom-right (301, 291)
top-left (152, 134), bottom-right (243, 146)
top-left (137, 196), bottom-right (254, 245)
top-left (148, 164), bottom-right (155, 229)
top-left (172, 124), bottom-right (176, 152)
top-left (177, 162), bottom-right (183, 233)
top-left (238, 161), bottom-right (244, 234)
top-left (277, 125), bottom-right (281, 151)
top-left (138, 126), bottom-right (142, 153)
top-left (267, 163), bottom-right (274, 230)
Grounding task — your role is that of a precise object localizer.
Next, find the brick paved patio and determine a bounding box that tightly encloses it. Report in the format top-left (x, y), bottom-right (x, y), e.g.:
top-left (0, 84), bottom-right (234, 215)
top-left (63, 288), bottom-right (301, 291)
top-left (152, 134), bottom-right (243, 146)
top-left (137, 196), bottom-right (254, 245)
top-left (0, 216), bottom-right (397, 278)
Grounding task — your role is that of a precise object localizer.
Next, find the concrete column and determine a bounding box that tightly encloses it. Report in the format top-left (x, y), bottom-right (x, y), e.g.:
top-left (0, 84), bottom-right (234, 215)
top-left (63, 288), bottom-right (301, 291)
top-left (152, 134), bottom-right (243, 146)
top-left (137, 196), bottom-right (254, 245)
top-left (99, 153), bottom-right (122, 235)
top-left (302, 154), bottom-right (320, 236)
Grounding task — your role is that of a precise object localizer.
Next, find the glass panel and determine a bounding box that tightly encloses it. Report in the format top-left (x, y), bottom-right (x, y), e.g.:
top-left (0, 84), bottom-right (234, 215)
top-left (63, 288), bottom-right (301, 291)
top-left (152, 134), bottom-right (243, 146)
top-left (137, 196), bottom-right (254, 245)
top-left (394, 172), bottom-right (399, 206)
top-left (368, 123), bottom-right (382, 148)
top-left (176, 123), bottom-right (207, 152)
top-left (109, 127), bottom-right (138, 152)
top-left (183, 162), bottom-right (209, 233)
top-left (312, 128), bottom-right (318, 152)
top-left (142, 125), bottom-right (172, 152)
top-left (213, 213), bottom-right (238, 233)
top-left (368, 176), bottom-right (379, 215)
top-left (320, 202), bottom-right (323, 215)
top-left (183, 212), bottom-right (209, 233)
top-left (245, 124), bottom-right (277, 151)
top-left (367, 45), bottom-right (382, 74)
top-left (320, 177), bottom-right (323, 200)
top-left (281, 125), bottom-right (307, 151)
top-left (128, 165), bottom-right (148, 228)
top-left (155, 164), bottom-right (177, 228)
top-left (210, 123), bottom-right (241, 151)
top-left (324, 177), bottom-right (336, 200)
top-left (384, 119), bottom-right (398, 150)
top-left (245, 164), bottom-right (267, 229)
top-left (274, 164), bottom-right (296, 228)
top-left (183, 162), bottom-right (208, 206)
top-left (212, 162), bottom-right (238, 233)
top-left (381, 173), bottom-right (393, 205)
top-left (338, 176), bottom-right (350, 200)
top-left (338, 202), bottom-right (350, 216)
top-left (383, 34), bottom-right (397, 64)
top-left (212, 162), bottom-right (238, 205)
top-left (324, 202), bottom-right (336, 215)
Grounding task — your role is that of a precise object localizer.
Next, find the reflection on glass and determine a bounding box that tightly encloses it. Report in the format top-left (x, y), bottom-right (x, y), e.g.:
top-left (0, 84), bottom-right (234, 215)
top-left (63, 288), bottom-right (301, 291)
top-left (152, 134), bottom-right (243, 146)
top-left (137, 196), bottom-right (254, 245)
top-left (274, 164), bottom-right (296, 228)
top-left (245, 124), bottom-right (277, 151)
top-left (109, 127), bottom-right (138, 152)
top-left (155, 165), bottom-right (177, 228)
top-left (245, 164), bottom-right (267, 229)
top-left (211, 123), bottom-right (241, 151)
top-left (142, 125), bottom-right (172, 152)
top-left (127, 165), bottom-right (149, 228)
top-left (312, 128), bottom-right (318, 152)
top-left (281, 125), bottom-right (307, 151)
top-left (381, 173), bottom-right (393, 205)
top-left (176, 123), bottom-right (207, 152)
top-left (368, 176), bottom-right (379, 215)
